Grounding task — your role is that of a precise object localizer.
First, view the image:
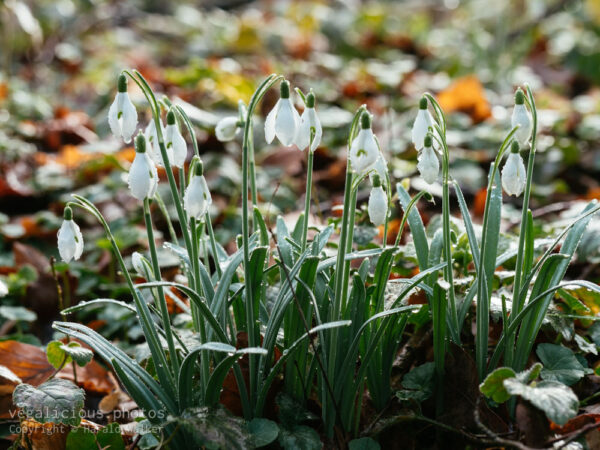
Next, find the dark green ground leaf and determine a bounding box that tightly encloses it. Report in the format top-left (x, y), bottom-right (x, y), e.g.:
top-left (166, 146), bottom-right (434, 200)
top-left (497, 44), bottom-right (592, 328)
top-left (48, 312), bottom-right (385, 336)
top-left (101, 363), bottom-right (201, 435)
top-left (278, 425), bottom-right (321, 450)
top-left (503, 379), bottom-right (578, 426)
top-left (66, 427), bottom-right (97, 450)
top-left (46, 340), bottom-right (93, 369)
top-left (536, 343), bottom-right (586, 386)
top-left (97, 423), bottom-right (125, 450)
top-left (480, 367), bottom-right (516, 403)
top-left (349, 437), bottom-right (381, 449)
top-left (248, 418), bottom-right (279, 448)
top-left (13, 378), bottom-right (84, 426)
top-left (396, 362), bottom-right (435, 402)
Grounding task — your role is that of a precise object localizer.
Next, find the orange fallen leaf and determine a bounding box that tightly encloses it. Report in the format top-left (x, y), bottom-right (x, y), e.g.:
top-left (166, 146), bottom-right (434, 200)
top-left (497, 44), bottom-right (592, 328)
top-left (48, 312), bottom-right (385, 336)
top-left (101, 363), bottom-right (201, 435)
top-left (438, 75), bottom-right (491, 123)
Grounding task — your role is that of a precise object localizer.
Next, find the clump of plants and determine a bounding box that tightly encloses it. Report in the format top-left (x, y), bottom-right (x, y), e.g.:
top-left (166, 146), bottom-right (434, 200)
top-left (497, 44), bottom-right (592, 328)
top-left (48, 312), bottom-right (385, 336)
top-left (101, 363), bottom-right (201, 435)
top-left (12, 70), bottom-right (600, 449)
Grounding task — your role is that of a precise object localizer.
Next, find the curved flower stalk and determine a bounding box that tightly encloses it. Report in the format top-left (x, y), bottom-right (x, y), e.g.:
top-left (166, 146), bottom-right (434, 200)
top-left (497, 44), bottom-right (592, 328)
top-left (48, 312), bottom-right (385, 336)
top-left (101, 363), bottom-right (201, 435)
top-left (165, 108), bottom-right (187, 168)
top-left (412, 96), bottom-right (438, 150)
top-left (145, 119), bottom-right (171, 167)
top-left (295, 91), bottom-right (322, 152)
top-left (108, 74), bottom-right (138, 143)
top-left (417, 133), bottom-right (440, 184)
top-left (57, 206), bottom-right (83, 263)
top-left (184, 160), bottom-right (212, 219)
top-left (349, 112), bottom-right (379, 175)
top-left (368, 174), bottom-right (388, 226)
top-left (128, 132), bottom-right (158, 201)
top-left (264, 79), bottom-right (300, 146)
top-left (502, 141), bottom-right (526, 196)
top-left (511, 88), bottom-right (533, 147)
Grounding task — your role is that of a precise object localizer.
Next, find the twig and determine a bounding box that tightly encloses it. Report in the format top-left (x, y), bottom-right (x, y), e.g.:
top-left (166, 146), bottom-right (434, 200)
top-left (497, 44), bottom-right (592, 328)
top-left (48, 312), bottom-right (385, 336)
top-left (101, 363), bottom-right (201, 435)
top-left (547, 421), bottom-right (600, 448)
top-left (474, 396), bottom-right (534, 450)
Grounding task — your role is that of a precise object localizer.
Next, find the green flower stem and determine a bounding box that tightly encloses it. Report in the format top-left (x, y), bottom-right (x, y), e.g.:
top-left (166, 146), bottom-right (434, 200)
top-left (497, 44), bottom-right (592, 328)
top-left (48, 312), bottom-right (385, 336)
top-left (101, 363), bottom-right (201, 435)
top-left (249, 126), bottom-right (258, 208)
top-left (240, 74), bottom-right (283, 412)
top-left (301, 133), bottom-right (315, 252)
top-left (190, 216), bottom-right (209, 399)
top-left (144, 198), bottom-right (180, 374)
top-left (205, 212), bottom-right (222, 278)
top-left (154, 192), bottom-right (178, 244)
top-left (506, 85), bottom-right (538, 367)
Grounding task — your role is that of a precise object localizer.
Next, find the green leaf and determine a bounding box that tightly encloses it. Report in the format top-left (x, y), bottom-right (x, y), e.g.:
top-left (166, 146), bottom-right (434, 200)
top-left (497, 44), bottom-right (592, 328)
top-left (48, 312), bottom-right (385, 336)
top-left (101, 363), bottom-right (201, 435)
top-left (480, 367), bottom-right (517, 403)
top-left (248, 418), bottom-right (279, 448)
top-left (516, 362), bottom-right (543, 384)
top-left (276, 393), bottom-right (317, 427)
top-left (503, 379), bottom-right (578, 426)
top-left (13, 378), bottom-right (85, 426)
top-left (396, 362), bottom-right (435, 403)
top-left (97, 423), bottom-right (125, 450)
top-left (278, 425), bottom-right (321, 450)
top-left (0, 306), bottom-right (37, 322)
top-left (349, 437), bottom-right (381, 450)
top-left (66, 427), bottom-right (97, 450)
top-left (536, 344), bottom-right (586, 386)
top-left (46, 340), bottom-right (93, 369)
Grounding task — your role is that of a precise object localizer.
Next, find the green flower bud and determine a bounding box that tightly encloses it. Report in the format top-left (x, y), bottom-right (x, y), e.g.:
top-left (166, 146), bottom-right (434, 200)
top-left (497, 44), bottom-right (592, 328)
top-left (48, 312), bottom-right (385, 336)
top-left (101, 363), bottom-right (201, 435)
top-left (306, 92), bottom-right (315, 108)
top-left (63, 206), bottom-right (73, 220)
top-left (117, 74), bottom-right (127, 93)
top-left (135, 132), bottom-right (146, 153)
top-left (360, 111), bottom-right (372, 130)
top-left (424, 133), bottom-right (433, 148)
top-left (280, 80), bottom-right (290, 99)
top-left (372, 173), bottom-right (382, 188)
top-left (419, 96), bottom-right (428, 110)
top-left (515, 88), bottom-right (525, 105)
top-left (166, 108), bottom-right (176, 125)
top-left (510, 140), bottom-right (520, 154)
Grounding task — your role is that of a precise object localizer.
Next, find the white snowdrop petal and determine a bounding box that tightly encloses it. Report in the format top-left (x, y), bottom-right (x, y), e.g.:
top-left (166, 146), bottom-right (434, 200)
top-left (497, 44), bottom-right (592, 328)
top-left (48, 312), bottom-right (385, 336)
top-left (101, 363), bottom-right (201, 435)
top-left (184, 175), bottom-right (212, 219)
top-left (0, 280), bottom-right (7, 297)
top-left (275, 99), bottom-right (298, 146)
top-left (368, 186), bottom-right (388, 226)
top-left (295, 111), bottom-right (311, 151)
top-left (264, 100), bottom-right (279, 144)
top-left (511, 104), bottom-right (533, 146)
top-left (502, 153), bottom-right (526, 196)
top-left (120, 93), bottom-right (138, 143)
top-left (216, 117), bottom-right (239, 142)
top-left (128, 153), bottom-right (154, 200)
top-left (369, 154), bottom-right (388, 184)
top-left (108, 96), bottom-right (121, 139)
top-left (57, 220), bottom-right (83, 263)
top-left (73, 221), bottom-right (84, 260)
top-left (168, 125), bottom-right (187, 168)
top-left (350, 129), bottom-right (379, 175)
top-left (412, 110), bottom-right (436, 150)
top-left (417, 146), bottom-right (440, 184)
top-left (307, 108), bottom-right (322, 152)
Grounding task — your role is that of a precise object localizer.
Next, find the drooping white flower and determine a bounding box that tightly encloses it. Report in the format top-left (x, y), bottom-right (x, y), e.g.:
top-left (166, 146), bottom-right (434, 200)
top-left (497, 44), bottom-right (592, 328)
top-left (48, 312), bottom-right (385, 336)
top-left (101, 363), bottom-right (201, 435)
top-left (368, 175), bottom-right (388, 227)
top-left (145, 119), bottom-right (171, 167)
top-left (108, 74), bottom-right (138, 143)
top-left (295, 92), bottom-right (322, 152)
top-left (417, 134), bottom-right (440, 184)
top-left (216, 116), bottom-right (240, 142)
top-left (369, 153), bottom-right (388, 185)
top-left (165, 108), bottom-right (187, 168)
top-left (511, 88), bottom-right (533, 147)
top-left (184, 160), bottom-right (212, 219)
top-left (264, 80), bottom-right (300, 147)
top-left (412, 97), bottom-right (438, 150)
top-left (128, 132), bottom-right (158, 201)
top-left (57, 207), bottom-right (84, 263)
top-left (0, 279), bottom-right (7, 297)
top-left (502, 141), bottom-right (526, 196)
top-left (349, 112), bottom-right (379, 175)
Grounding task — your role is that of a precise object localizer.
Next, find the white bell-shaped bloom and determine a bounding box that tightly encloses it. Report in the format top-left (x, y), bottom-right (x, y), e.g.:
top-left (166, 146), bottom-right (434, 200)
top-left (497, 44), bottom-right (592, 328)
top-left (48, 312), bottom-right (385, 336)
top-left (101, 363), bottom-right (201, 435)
top-left (502, 144), bottom-right (526, 196)
top-left (145, 119), bottom-right (171, 167)
top-left (216, 116), bottom-right (240, 142)
top-left (165, 109), bottom-right (187, 168)
top-left (350, 112), bottom-right (379, 175)
top-left (412, 97), bottom-right (438, 150)
top-left (368, 184), bottom-right (388, 226)
top-left (264, 80), bottom-right (300, 147)
top-left (0, 280), bottom-right (7, 297)
top-left (128, 133), bottom-right (158, 201)
top-left (57, 207), bottom-right (84, 263)
top-left (511, 89), bottom-right (533, 146)
top-left (417, 135), bottom-right (440, 184)
top-left (184, 161), bottom-right (212, 219)
top-left (295, 92), bottom-right (322, 152)
top-left (108, 75), bottom-right (138, 143)
top-left (369, 153), bottom-right (388, 185)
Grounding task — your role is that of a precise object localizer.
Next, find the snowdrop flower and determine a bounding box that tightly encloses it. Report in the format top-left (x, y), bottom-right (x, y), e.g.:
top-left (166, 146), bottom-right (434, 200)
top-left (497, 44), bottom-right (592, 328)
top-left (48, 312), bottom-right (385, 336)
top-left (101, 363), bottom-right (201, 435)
top-left (502, 141), bottom-right (526, 196)
top-left (368, 174), bottom-right (388, 226)
top-left (215, 116), bottom-right (241, 142)
top-left (108, 74), bottom-right (138, 143)
top-left (417, 133), bottom-right (440, 184)
top-left (511, 88), bottom-right (532, 147)
top-left (128, 132), bottom-right (158, 201)
top-left (412, 97), bottom-right (438, 150)
top-left (57, 206), bottom-right (83, 263)
top-left (295, 91), bottom-right (322, 152)
top-left (0, 280), bottom-right (7, 297)
top-left (145, 119), bottom-right (171, 167)
top-left (349, 112), bottom-right (379, 175)
top-left (184, 160), bottom-right (212, 219)
top-left (369, 153), bottom-right (388, 185)
top-left (264, 80), bottom-right (300, 146)
top-left (165, 108), bottom-right (187, 168)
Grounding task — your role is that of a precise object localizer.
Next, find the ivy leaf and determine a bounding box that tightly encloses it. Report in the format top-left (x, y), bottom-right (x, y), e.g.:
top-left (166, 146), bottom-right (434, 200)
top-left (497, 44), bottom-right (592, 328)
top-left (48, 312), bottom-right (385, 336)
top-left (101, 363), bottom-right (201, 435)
top-left (516, 362), bottom-right (543, 384)
top-left (278, 425), bottom-right (321, 450)
top-left (97, 423), bottom-right (125, 450)
top-left (13, 378), bottom-right (85, 426)
top-left (479, 367), bottom-right (516, 403)
top-left (536, 344), bottom-right (586, 386)
top-left (349, 437), bottom-right (381, 449)
top-left (248, 418), bottom-right (279, 448)
top-left (503, 379), bottom-right (578, 426)
top-left (66, 427), bottom-right (96, 450)
top-left (396, 362), bottom-right (435, 403)
top-left (46, 340), bottom-right (93, 369)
